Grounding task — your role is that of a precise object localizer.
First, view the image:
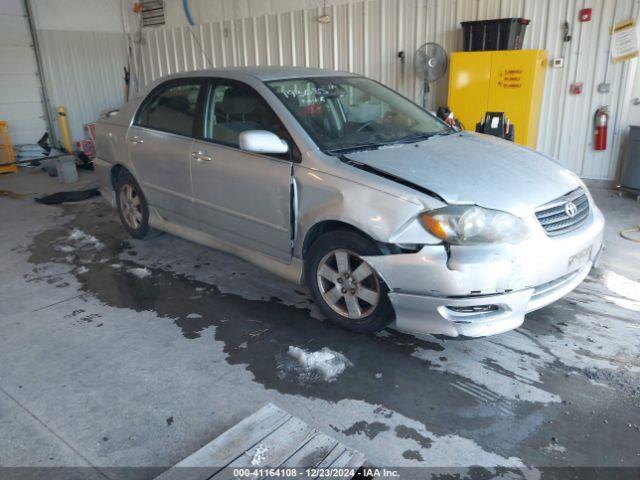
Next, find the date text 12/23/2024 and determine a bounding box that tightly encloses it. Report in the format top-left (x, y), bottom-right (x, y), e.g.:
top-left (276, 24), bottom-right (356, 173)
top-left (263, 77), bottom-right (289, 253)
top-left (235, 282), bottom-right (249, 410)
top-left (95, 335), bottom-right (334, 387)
top-left (232, 467), bottom-right (400, 477)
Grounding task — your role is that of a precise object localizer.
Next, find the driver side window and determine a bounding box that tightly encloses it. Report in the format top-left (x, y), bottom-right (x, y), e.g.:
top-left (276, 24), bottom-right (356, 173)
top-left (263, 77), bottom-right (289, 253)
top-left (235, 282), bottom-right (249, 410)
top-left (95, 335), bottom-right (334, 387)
top-left (203, 81), bottom-right (290, 149)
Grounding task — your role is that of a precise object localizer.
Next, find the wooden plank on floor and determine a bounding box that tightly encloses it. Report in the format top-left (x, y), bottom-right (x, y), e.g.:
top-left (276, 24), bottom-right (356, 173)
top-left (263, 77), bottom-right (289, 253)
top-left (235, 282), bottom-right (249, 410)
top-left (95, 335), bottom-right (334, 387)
top-left (328, 448), bottom-right (367, 470)
top-left (279, 433), bottom-right (339, 469)
top-left (154, 403), bottom-right (291, 480)
top-left (309, 443), bottom-right (366, 480)
top-left (212, 416), bottom-right (318, 479)
top-left (154, 403), bottom-right (366, 480)
top-left (251, 434), bottom-right (342, 480)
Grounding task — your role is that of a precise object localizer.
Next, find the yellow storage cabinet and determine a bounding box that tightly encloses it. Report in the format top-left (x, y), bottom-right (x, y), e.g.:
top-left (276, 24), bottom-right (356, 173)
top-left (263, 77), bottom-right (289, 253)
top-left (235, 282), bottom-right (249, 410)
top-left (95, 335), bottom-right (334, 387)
top-left (0, 121), bottom-right (17, 174)
top-left (448, 50), bottom-right (547, 148)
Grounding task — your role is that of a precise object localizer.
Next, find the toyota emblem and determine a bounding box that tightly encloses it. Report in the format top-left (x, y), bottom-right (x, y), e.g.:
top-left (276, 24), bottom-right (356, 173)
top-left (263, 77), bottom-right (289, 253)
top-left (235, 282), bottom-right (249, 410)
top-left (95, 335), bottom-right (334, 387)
top-left (564, 201), bottom-right (578, 218)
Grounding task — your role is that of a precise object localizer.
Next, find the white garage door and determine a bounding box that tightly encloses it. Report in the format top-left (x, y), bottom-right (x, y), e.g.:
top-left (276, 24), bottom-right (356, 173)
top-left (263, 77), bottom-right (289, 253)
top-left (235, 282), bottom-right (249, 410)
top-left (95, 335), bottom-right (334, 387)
top-left (0, 0), bottom-right (47, 146)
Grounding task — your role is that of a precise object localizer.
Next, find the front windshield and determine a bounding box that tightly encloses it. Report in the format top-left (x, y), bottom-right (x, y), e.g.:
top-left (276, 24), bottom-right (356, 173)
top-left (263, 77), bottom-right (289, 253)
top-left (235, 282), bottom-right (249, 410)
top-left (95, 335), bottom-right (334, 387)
top-left (266, 76), bottom-right (451, 153)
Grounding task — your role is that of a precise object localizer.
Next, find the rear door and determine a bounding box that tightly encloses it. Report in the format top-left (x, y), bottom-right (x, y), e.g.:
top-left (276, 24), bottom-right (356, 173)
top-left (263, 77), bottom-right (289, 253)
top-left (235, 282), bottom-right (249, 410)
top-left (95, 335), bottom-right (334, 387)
top-left (190, 78), bottom-right (297, 262)
top-left (127, 78), bottom-right (205, 227)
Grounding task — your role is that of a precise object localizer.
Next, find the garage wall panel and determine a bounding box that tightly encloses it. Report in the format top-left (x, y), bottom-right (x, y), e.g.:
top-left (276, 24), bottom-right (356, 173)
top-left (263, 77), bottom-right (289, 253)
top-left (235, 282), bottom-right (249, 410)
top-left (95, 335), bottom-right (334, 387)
top-left (36, 30), bottom-right (128, 142)
top-left (133, 0), bottom-right (638, 181)
top-left (0, 0), bottom-right (47, 146)
top-left (26, 0), bottom-right (128, 143)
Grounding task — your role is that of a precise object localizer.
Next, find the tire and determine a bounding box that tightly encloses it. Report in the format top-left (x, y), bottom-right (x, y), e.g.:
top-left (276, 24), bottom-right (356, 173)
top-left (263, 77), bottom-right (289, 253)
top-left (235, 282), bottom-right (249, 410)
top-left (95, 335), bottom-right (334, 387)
top-left (305, 230), bottom-right (394, 333)
top-left (115, 170), bottom-right (156, 239)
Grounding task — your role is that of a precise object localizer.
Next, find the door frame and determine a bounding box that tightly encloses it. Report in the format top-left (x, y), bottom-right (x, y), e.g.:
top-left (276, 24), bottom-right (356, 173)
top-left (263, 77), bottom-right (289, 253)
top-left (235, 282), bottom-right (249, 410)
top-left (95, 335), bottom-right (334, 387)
top-left (189, 76), bottom-right (301, 261)
top-left (124, 77), bottom-right (208, 223)
top-left (195, 77), bottom-right (302, 163)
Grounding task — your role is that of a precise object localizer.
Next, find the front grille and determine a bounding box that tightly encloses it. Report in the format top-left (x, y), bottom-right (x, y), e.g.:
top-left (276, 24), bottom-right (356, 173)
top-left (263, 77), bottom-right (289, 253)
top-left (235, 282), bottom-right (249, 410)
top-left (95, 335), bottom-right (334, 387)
top-left (535, 188), bottom-right (590, 236)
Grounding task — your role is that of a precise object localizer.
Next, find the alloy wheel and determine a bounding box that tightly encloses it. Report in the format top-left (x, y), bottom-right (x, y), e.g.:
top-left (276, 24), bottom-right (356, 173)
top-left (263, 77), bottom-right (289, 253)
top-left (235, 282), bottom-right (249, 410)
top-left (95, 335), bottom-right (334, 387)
top-left (119, 183), bottom-right (142, 230)
top-left (316, 249), bottom-right (380, 320)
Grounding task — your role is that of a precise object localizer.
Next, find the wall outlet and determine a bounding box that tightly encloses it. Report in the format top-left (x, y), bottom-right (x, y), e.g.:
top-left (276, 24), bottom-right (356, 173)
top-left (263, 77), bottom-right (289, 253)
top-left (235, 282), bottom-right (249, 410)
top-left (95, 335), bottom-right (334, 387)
top-left (551, 57), bottom-right (564, 68)
top-left (598, 82), bottom-right (611, 93)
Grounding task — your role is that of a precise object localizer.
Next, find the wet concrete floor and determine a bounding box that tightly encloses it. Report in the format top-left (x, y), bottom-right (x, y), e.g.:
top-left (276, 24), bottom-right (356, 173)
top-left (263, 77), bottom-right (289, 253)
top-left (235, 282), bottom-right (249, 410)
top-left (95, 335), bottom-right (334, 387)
top-left (0, 186), bottom-right (639, 479)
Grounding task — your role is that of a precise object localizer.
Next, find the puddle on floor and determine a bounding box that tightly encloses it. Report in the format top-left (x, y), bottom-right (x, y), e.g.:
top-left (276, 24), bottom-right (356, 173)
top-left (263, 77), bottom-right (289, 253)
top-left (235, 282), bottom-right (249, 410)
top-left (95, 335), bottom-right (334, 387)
top-left (23, 200), bottom-right (640, 469)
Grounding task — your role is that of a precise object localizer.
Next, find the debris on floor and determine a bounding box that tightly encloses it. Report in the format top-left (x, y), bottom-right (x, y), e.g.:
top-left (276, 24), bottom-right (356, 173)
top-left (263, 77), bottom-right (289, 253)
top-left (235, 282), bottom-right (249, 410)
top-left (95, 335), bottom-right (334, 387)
top-left (128, 267), bottom-right (152, 279)
top-left (67, 228), bottom-right (104, 250)
top-left (35, 187), bottom-right (100, 205)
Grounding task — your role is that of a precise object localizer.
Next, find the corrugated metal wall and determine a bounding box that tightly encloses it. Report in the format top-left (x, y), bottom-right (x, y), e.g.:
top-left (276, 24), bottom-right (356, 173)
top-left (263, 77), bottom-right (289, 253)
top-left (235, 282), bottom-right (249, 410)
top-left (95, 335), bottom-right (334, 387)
top-left (132, 0), bottom-right (639, 180)
top-left (37, 30), bottom-right (127, 142)
top-left (27, 0), bottom-right (128, 143)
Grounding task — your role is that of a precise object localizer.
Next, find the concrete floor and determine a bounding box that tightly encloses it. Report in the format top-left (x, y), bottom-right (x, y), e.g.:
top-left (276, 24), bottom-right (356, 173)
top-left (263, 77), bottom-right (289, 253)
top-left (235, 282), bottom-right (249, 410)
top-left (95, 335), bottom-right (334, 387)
top-left (1, 168), bottom-right (639, 479)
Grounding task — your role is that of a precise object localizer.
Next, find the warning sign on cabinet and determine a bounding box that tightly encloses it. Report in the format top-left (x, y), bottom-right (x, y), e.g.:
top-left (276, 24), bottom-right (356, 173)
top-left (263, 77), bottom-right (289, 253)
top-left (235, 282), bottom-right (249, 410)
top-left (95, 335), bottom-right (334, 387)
top-left (497, 69), bottom-right (523, 89)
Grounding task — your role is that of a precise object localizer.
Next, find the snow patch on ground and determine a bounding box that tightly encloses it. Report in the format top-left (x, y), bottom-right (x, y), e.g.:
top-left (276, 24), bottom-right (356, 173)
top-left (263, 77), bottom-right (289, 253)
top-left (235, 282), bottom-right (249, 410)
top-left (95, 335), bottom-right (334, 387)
top-left (76, 266), bottom-right (89, 274)
top-left (543, 443), bottom-right (567, 453)
top-left (285, 346), bottom-right (351, 383)
top-left (67, 228), bottom-right (104, 250)
top-left (186, 313), bottom-right (202, 319)
top-left (128, 267), bottom-right (152, 279)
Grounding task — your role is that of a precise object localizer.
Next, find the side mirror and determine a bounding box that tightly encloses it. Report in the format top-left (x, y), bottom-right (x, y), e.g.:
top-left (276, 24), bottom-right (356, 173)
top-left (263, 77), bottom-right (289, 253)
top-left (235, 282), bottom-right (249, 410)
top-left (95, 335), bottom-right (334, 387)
top-left (239, 130), bottom-right (289, 155)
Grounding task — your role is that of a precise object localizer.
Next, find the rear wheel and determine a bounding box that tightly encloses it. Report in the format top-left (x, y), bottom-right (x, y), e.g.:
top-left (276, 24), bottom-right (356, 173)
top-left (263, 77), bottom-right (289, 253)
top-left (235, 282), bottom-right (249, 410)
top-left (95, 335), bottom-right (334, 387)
top-left (115, 171), bottom-right (156, 239)
top-left (305, 231), bottom-right (394, 333)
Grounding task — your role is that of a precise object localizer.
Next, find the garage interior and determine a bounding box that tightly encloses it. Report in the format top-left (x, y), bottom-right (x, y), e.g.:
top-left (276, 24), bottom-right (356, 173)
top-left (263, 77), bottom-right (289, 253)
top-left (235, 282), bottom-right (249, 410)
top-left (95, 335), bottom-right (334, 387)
top-left (1, 0), bottom-right (640, 479)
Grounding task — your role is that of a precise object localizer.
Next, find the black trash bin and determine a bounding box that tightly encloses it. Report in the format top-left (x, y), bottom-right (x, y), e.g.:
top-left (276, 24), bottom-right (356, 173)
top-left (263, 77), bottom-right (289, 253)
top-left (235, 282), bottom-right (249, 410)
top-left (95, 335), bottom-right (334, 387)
top-left (461, 18), bottom-right (530, 51)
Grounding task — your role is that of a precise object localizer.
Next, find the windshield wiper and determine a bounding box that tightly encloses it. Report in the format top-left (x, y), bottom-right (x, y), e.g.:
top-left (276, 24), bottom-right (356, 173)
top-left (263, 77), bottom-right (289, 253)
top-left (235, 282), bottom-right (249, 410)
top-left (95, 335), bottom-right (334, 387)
top-left (394, 133), bottom-right (436, 144)
top-left (394, 130), bottom-right (453, 144)
top-left (326, 143), bottom-right (390, 155)
top-left (326, 129), bottom-right (454, 155)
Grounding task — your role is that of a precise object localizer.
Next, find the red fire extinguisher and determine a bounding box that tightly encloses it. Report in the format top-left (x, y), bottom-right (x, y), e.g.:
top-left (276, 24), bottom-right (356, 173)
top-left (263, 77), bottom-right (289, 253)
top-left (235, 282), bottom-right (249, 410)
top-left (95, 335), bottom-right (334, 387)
top-left (594, 106), bottom-right (608, 151)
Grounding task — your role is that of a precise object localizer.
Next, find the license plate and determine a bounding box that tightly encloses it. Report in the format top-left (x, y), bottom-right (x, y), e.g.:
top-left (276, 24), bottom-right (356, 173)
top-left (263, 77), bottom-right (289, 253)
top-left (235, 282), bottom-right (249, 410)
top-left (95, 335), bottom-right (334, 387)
top-left (568, 246), bottom-right (591, 272)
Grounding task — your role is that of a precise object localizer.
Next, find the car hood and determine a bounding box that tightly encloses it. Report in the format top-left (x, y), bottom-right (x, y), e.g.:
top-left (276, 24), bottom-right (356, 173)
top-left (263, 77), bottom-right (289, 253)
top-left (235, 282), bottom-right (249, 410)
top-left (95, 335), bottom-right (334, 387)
top-left (344, 132), bottom-right (581, 216)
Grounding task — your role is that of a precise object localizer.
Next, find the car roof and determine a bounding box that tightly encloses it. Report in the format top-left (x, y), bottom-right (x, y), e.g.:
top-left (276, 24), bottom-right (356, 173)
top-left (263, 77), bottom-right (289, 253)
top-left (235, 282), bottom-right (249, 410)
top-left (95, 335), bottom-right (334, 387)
top-left (159, 66), bottom-right (358, 82)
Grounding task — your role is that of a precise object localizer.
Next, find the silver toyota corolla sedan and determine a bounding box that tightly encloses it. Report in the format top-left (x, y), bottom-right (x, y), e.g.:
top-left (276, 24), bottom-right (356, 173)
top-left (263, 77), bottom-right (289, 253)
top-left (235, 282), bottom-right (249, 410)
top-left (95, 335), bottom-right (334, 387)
top-left (95, 67), bottom-right (604, 338)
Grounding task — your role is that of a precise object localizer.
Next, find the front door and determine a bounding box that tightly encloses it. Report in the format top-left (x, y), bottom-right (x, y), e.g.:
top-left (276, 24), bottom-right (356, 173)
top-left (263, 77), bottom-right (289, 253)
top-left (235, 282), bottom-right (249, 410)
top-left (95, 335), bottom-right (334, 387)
top-left (127, 79), bottom-right (205, 227)
top-left (190, 79), bottom-right (294, 262)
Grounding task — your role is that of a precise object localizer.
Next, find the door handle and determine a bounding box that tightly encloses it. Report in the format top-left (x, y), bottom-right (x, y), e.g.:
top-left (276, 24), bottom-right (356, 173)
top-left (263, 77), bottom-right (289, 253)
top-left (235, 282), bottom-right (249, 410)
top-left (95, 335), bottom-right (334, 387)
top-left (129, 135), bottom-right (144, 144)
top-left (191, 150), bottom-right (212, 162)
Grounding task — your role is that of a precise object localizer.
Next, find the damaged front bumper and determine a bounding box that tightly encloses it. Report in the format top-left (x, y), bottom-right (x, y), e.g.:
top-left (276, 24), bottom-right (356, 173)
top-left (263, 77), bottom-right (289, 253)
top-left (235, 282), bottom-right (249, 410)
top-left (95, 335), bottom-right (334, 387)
top-left (363, 208), bottom-right (605, 338)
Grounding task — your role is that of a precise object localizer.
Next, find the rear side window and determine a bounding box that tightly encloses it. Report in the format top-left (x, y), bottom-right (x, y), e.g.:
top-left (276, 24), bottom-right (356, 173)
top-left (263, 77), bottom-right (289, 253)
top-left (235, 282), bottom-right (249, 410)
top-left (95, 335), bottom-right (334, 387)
top-left (135, 82), bottom-right (201, 136)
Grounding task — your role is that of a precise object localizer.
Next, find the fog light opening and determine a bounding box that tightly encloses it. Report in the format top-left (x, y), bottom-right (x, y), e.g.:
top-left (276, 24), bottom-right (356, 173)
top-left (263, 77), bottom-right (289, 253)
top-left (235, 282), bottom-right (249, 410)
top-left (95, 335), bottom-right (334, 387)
top-left (446, 305), bottom-right (499, 314)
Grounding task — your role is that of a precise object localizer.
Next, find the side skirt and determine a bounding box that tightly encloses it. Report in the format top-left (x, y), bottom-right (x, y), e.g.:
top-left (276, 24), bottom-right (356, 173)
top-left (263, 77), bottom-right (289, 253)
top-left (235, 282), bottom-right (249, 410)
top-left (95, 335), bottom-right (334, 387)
top-left (148, 208), bottom-right (304, 285)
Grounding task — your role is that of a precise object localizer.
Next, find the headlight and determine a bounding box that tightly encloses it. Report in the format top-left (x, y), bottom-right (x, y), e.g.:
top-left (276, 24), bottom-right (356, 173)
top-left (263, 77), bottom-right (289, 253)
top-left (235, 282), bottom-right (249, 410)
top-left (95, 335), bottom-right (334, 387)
top-left (421, 206), bottom-right (530, 245)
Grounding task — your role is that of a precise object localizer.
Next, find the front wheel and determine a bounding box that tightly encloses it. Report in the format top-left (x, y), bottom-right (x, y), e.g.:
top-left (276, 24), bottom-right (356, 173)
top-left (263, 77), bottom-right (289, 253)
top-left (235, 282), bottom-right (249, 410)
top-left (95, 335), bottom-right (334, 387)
top-left (305, 231), bottom-right (394, 333)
